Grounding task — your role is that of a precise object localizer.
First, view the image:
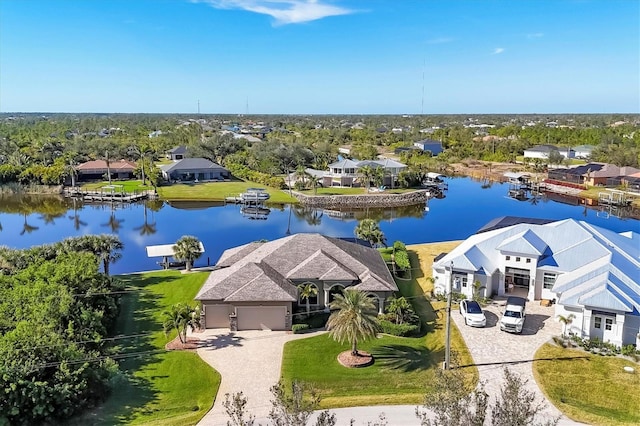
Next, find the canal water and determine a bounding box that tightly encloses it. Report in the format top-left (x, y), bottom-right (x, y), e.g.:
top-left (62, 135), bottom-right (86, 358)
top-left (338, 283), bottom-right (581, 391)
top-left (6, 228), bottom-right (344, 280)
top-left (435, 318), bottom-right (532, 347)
top-left (0, 177), bottom-right (638, 275)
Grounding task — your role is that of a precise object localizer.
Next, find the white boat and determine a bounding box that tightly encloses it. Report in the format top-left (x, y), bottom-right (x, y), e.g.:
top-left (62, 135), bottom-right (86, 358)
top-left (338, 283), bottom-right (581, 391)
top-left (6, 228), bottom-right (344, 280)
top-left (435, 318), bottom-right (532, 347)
top-left (240, 188), bottom-right (270, 202)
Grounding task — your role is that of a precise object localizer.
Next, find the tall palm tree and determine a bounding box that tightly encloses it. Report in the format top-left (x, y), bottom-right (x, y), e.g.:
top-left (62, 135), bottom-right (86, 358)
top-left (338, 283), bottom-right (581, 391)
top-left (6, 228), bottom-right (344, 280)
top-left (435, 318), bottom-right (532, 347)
top-left (294, 165), bottom-right (309, 190)
top-left (358, 165), bottom-right (374, 192)
top-left (298, 283), bottom-right (318, 315)
top-left (354, 218), bottom-right (386, 248)
top-left (327, 288), bottom-right (379, 356)
top-left (557, 314), bottom-right (576, 341)
top-left (173, 235), bottom-right (202, 272)
top-left (93, 234), bottom-right (124, 276)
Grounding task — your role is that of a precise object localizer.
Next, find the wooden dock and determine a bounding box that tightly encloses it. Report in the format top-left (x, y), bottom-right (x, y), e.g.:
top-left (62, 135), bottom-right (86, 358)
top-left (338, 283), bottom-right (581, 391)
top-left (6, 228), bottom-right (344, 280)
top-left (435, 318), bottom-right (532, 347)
top-left (64, 189), bottom-right (152, 203)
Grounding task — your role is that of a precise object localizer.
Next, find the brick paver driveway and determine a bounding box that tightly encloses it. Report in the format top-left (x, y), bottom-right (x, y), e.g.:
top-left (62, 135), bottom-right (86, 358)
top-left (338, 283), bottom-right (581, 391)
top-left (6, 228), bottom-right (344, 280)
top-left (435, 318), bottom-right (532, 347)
top-left (452, 298), bottom-right (582, 424)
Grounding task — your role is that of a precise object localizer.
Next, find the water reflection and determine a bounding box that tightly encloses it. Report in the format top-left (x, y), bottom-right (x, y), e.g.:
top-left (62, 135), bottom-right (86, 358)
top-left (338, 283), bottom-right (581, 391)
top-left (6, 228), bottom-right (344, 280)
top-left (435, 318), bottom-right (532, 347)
top-left (101, 202), bottom-right (124, 233)
top-left (134, 203), bottom-right (157, 236)
top-left (240, 205), bottom-right (270, 220)
top-left (20, 213), bottom-right (39, 235)
top-left (69, 198), bottom-right (87, 230)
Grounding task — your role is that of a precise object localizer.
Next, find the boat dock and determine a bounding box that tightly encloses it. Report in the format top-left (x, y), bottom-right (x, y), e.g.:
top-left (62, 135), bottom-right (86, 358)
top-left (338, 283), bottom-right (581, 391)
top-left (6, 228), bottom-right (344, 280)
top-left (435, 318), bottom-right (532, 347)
top-left (64, 188), bottom-right (153, 203)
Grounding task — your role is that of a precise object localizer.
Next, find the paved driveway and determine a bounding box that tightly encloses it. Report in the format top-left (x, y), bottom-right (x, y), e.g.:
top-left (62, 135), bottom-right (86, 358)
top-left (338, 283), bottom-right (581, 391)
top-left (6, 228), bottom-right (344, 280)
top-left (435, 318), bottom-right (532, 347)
top-left (452, 299), bottom-right (580, 423)
top-left (195, 329), bottom-right (326, 425)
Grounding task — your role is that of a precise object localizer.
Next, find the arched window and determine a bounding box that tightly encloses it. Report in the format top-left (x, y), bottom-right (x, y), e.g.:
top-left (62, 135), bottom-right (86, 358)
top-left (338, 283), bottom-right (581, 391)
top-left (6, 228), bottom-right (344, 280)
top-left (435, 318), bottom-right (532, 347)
top-left (328, 285), bottom-right (345, 303)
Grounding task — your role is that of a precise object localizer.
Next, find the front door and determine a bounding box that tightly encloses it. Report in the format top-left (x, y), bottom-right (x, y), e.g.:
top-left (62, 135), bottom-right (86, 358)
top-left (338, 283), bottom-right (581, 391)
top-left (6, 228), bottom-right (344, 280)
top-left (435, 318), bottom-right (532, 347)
top-left (591, 313), bottom-right (617, 343)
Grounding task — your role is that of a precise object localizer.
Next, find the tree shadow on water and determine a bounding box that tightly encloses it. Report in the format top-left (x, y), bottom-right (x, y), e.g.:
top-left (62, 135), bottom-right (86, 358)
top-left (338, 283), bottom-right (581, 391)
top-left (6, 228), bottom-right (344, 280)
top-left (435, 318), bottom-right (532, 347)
top-left (372, 344), bottom-right (437, 372)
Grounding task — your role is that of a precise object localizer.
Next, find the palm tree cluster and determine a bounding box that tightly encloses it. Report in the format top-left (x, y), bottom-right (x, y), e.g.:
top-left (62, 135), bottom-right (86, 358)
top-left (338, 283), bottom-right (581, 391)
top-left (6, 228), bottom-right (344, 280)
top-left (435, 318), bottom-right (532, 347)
top-left (354, 219), bottom-right (387, 248)
top-left (163, 303), bottom-right (202, 344)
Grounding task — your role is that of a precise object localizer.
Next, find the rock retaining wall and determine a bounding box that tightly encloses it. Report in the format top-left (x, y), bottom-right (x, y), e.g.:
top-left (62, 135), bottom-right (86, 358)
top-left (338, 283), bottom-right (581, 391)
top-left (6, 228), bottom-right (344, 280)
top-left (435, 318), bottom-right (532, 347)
top-left (293, 190), bottom-right (428, 208)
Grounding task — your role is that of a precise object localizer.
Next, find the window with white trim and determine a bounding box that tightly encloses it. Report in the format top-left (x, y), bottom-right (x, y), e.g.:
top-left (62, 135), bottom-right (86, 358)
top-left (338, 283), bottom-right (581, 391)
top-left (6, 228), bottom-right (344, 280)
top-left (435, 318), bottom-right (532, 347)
top-left (526, 258), bottom-right (531, 264)
top-left (605, 318), bottom-right (614, 331)
top-left (516, 257), bottom-right (521, 262)
top-left (543, 272), bottom-right (556, 290)
top-left (505, 256), bottom-right (511, 261)
top-left (594, 316), bottom-right (602, 329)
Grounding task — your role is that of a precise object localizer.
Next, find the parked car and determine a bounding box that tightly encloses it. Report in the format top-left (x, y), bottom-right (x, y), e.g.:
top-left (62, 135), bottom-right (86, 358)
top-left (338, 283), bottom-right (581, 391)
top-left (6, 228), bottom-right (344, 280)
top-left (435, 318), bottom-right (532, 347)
top-left (459, 299), bottom-right (487, 327)
top-left (500, 296), bottom-right (527, 333)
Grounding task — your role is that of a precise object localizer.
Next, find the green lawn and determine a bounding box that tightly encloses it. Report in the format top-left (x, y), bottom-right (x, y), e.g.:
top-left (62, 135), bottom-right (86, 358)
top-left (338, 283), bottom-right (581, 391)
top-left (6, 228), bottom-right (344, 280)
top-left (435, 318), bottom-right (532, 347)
top-left (71, 271), bottom-right (220, 425)
top-left (280, 250), bottom-right (477, 408)
top-left (157, 181), bottom-right (298, 203)
top-left (534, 343), bottom-right (640, 426)
top-left (81, 180), bottom-right (152, 193)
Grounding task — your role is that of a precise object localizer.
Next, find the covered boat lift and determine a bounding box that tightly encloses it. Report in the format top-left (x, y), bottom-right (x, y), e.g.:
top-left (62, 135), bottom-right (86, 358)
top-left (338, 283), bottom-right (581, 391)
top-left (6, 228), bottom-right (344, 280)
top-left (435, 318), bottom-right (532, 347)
top-left (146, 242), bottom-right (205, 269)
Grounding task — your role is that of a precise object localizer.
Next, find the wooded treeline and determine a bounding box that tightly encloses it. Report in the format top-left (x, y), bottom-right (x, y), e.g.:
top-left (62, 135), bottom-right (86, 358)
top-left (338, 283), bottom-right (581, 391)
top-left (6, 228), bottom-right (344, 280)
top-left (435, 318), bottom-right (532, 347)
top-left (0, 113), bottom-right (638, 188)
top-left (0, 235), bottom-right (124, 425)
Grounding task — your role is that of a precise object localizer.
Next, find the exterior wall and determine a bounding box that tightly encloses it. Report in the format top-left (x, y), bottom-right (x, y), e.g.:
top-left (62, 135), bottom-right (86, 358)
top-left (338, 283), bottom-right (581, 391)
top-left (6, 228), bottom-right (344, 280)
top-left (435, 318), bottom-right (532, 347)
top-left (622, 314), bottom-right (640, 346)
top-left (523, 150), bottom-right (549, 159)
top-left (554, 304), bottom-right (585, 337)
top-left (500, 251), bottom-right (540, 300)
top-left (165, 168), bottom-right (230, 182)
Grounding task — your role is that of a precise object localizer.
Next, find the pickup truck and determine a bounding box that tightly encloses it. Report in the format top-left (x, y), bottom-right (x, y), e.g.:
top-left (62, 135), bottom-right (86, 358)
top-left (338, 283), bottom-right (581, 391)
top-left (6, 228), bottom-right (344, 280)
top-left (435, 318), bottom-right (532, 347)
top-left (500, 296), bottom-right (526, 333)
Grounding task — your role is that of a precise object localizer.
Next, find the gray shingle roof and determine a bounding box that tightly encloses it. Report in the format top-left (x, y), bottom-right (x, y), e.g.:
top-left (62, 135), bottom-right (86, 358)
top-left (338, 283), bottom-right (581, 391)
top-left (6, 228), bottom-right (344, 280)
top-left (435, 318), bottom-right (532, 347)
top-left (160, 158), bottom-right (227, 173)
top-left (196, 233), bottom-right (397, 302)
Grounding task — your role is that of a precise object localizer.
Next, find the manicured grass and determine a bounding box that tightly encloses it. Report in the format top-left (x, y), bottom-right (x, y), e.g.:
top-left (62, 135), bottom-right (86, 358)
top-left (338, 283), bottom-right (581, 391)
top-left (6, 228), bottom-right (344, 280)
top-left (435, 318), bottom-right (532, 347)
top-left (81, 180), bottom-right (152, 193)
top-left (157, 181), bottom-right (298, 203)
top-left (300, 187), bottom-right (415, 196)
top-left (72, 271), bottom-right (220, 426)
top-left (280, 248), bottom-right (477, 408)
top-left (534, 343), bottom-right (640, 426)
top-left (407, 241), bottom-right (463, 295)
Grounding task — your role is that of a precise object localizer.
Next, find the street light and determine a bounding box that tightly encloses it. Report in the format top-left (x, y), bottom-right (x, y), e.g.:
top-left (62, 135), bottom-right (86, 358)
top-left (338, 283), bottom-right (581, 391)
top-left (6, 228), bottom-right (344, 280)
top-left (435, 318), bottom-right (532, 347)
top-left (444, 261), bottom-right (454, 370)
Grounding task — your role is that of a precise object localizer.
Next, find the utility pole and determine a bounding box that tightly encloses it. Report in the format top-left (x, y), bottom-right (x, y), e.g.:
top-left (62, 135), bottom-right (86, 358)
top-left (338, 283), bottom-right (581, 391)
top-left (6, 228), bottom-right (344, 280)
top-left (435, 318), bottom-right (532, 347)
top-left (444, 261), bottom-right (453, 370)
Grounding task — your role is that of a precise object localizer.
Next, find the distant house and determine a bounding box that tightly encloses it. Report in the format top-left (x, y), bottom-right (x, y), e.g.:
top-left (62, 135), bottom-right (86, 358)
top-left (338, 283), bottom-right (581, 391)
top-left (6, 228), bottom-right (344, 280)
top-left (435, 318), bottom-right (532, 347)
top-left (413, 139), bottom-right (443, 156)
top-left (148, 130), bottom-right (164, 138)
top-left (323, 158), bottom-right (407, 188)
top-left (166, 146), bottom-right (188, 161)
top-left (195, 233), bottom-right (398, 330)
top-left (159, 158), bottom-right (230, 182)
top-left (524, 145), bottom-right (574, 160)
top-left (76, 159), bottom-right (137, 181)
top-left (572, 145), bottom-right (595, 159)
top-left (432, 218), bottom-right (640, 347)
top-left (548, 163), bottom-right (640, 187)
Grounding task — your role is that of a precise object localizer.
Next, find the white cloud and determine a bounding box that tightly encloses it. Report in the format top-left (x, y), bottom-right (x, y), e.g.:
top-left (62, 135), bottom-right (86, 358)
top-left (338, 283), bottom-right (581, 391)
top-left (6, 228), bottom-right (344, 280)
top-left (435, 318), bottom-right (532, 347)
top-left (426, 37), bottom-right (454, 45)
top-left (527, 32), bottom-right (544, 39)
top-left (194, 0), bottom-right (355, 25)
top-left (492, 47), bottom-right (505, 55)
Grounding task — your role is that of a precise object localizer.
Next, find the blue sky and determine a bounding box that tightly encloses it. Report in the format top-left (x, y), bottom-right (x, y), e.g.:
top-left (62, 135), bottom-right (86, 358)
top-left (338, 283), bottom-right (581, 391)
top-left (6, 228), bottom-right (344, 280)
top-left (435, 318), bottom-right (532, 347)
top-left (1, 0), bottom-right (638, 114)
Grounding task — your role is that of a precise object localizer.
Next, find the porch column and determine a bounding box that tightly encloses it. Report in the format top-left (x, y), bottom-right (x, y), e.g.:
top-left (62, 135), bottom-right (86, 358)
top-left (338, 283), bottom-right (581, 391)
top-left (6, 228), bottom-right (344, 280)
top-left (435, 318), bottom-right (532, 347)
top-left (324, 288), bottom-right (330, 311)
top-left (378, 296), bottom-right (385, 315)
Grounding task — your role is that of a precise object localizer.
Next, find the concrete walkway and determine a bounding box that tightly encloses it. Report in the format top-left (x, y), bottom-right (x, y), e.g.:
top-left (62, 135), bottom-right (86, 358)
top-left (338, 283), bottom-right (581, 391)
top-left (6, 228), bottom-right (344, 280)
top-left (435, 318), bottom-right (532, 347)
top-left (194, 329), bottom-right (326, 425)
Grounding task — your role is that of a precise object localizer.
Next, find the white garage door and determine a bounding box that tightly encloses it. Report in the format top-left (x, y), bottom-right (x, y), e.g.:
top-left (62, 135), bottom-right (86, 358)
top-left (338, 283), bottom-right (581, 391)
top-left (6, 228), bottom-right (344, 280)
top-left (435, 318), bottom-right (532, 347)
top-left (204, 304), bottom-right (230, 328)
top-left (236, 306), bottom-right (286, 331)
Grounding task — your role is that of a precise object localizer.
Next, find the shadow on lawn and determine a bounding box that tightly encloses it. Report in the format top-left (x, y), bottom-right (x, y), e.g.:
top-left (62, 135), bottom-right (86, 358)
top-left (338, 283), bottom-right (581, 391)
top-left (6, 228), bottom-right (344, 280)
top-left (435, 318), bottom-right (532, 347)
top-left (372, 344), bottom-right (438, 371)
top-left (70, 274), bottom-right (181, 425)
top-left (457, 355), bottom-right (589, 370)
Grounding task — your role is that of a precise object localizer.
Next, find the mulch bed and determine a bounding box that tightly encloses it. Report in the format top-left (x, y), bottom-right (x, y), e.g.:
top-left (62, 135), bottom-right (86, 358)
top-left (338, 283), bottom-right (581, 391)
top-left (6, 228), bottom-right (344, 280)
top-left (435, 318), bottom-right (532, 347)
top-left (337, 350), bottom-right (374, 368)
top-left (165, 336), bottom-right (200, 351)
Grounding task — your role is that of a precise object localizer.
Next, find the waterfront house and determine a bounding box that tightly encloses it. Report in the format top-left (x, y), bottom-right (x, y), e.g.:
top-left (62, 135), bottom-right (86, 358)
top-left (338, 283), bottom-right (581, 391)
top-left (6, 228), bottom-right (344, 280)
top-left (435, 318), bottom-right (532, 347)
top-left (572, 144), bottom-right (595, 159)
top-left (524, 145), bottom-right (574, 160)
top-left (323, 158), bottom-right (408, 188)
top-left (413, 138), bottom-right (444, 155)
top-left (76, 159), bottom-right (137, 181)
top-left (432, 217), bottom-right (640, 346)
top-left (159, 158), bottom-right (230, 182)
top-left (547, 162), bottom-right (640, 186)
top-left (195, 233), bottom-right (398, 331)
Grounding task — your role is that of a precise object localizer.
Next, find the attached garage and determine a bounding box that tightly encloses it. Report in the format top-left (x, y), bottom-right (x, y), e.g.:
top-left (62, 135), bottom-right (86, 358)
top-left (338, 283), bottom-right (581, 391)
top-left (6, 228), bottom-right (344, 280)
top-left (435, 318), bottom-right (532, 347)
top-left (236, 306), bottom-right (287, 331)
top-left (204, 304), bottom-right (231, 328)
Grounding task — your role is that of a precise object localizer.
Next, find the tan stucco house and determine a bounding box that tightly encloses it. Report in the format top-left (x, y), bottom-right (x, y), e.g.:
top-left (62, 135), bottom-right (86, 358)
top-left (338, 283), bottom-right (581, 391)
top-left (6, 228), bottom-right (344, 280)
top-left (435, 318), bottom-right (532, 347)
top-left (195, 233), bottom-right (398, 331)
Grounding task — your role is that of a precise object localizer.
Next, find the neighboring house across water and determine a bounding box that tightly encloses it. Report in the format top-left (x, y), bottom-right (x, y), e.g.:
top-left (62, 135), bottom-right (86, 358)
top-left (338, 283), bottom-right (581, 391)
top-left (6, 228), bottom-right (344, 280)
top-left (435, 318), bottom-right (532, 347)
top-left (524, 145), bottom-right (574, 160)
top-left (548, 163), bottom-right (640, 187)
top-left (323, 158), bottom-right (407, 188)
top-left (413, 138), bottom-right (443, 156)
top-left (195, 233), bottom-right (398, 331)
top-left (166, 146), bottom-right (188, 161)
top-left (159, 158), bottom-right (230, 182)
top-left (432, 217), bottom-right (640, 346)
top-left (76, 159), bottom-right (137, 181)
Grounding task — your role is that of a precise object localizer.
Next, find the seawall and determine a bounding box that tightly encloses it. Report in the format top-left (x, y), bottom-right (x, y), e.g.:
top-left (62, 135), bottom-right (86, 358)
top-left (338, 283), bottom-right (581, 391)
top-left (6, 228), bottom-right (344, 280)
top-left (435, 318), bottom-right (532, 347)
top-left (292, 190), bottom-right (429, 208)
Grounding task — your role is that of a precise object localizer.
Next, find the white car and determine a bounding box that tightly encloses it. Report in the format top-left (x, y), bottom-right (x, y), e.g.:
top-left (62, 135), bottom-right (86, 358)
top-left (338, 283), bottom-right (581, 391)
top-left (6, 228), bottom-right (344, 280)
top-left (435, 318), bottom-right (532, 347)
top-left (459, 300), bottom-right (487, 327)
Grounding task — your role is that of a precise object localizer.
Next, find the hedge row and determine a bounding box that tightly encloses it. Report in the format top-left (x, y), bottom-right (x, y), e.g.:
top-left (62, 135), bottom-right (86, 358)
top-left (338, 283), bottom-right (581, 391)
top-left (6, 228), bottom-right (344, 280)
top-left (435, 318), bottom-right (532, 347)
top-left (378, 319), bottom-right (420, 337)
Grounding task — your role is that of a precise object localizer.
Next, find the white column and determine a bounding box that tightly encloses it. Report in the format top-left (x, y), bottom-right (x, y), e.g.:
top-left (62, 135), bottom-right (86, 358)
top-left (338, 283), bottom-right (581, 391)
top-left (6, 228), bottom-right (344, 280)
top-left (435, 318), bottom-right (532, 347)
top-left (378, 296), bottom-right (385, 315)
top-left (324, 289), bottom-right (330, 311)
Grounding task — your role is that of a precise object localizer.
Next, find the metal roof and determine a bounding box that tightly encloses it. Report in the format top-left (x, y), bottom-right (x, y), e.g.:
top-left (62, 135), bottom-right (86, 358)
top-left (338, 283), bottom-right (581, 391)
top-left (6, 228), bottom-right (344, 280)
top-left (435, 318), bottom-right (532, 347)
top-left (146, 242), bottom-right (205, 258)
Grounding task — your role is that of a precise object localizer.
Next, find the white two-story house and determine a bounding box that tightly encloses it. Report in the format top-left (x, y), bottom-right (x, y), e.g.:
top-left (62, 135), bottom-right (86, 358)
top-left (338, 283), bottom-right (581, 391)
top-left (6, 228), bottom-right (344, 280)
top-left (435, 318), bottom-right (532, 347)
top-left (432, 218), bottom-right (640, 346)
top-left (323, 158), bottom-right (407, 188)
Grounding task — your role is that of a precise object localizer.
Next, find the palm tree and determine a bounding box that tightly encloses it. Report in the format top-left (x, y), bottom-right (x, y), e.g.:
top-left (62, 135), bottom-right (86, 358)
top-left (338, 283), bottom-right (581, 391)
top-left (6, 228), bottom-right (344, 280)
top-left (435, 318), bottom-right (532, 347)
top-left (358, 165), bottom-right (374, 192)
top-left (557, 314), bottom-right (576, 342)
top-left (354, 218), bottom-right (386, 248)
top-left (298, 283), bottom-right (318, 316)
top-left (162, 303), bottom-right (202, 344)
top-left (373, 166), bottom-right (385, 189)
top-left (327, 288), bottom-right (379, 356)
top-left (173, 235), bottom-right (203, 272)
top-left (294, 165), bottom-right (309, 190)
top-left (93, 234), bottom-right (124, 277)
top-left (387, 296), bottom-right (412, 324)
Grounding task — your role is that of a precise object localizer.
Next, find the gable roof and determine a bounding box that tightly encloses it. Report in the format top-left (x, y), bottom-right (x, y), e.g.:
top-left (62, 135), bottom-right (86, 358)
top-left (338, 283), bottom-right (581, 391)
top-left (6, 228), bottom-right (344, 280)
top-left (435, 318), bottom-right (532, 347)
top-left (76, 159), bottom-right (136, 171)
top-left (497, 229), bottom-right (548, 256)
top-left (160, 158), bottom-right (227, 173)
top-left (196, 233), bottom-right (397, 302)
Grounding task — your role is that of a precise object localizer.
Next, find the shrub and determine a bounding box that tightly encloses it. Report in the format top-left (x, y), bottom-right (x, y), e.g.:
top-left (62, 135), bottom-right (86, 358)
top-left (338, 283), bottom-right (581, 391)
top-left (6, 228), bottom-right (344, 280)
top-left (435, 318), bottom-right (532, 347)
top-left (291, 324), bottom-right (310, 334)
top-left (621, 344), bottom-right (638, 357)
top-left (378, 319), bottom-right (420, 337)
top-left (393, 250), bottom-right (410, 271)
top-left (393, 241), bottom-right (406, 252)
